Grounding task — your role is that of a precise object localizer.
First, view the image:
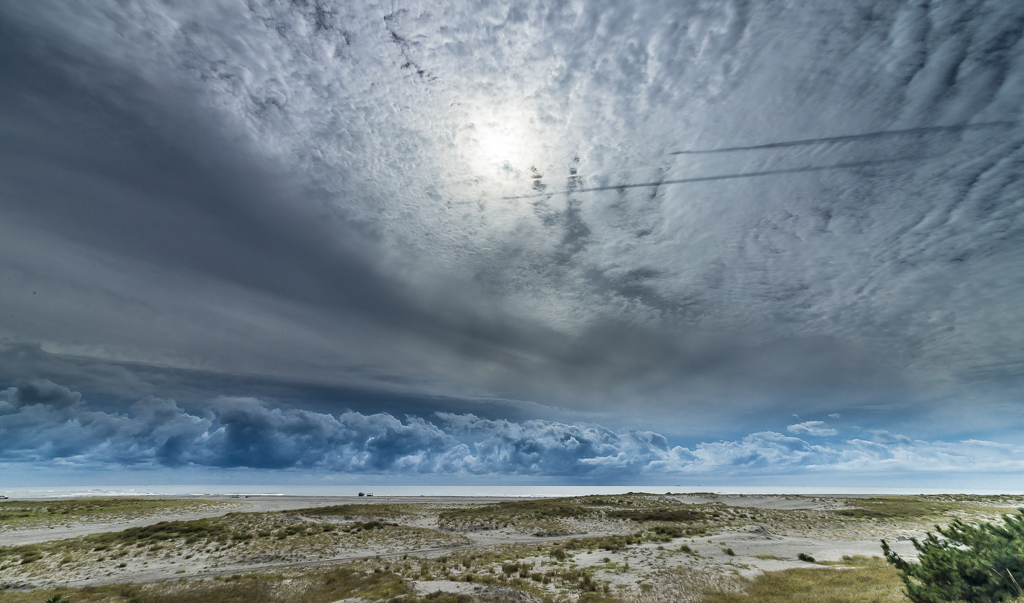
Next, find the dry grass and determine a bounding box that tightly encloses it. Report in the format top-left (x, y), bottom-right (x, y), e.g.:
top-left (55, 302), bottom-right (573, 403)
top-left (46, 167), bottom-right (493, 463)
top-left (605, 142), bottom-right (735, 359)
top-left (436, 494), bottom-right (744, 535)
top-left (699, 557), bottom-right (904, 603)
top-left (0, 564), bottom-right (410, 603)
top-left (291, 504), bottom-right (415, 519)
top-left (0, 499), bottom-right (228, 530)
top-left (829, 497), bottom-right (965, 521)
top-left (631, 565), bottom-right (744, 603)
top-left (5, 494), bottom-right (1022, 603)
top-left (0, 512), bottom-right (464, 586)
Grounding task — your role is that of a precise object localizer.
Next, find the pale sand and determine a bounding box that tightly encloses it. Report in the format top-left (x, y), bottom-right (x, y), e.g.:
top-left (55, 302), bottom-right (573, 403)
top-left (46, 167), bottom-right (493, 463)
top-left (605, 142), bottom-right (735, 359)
top-left (2, 495), bottom-right (521, 547)
top-left (2, 493), bottom-right (1008, 596)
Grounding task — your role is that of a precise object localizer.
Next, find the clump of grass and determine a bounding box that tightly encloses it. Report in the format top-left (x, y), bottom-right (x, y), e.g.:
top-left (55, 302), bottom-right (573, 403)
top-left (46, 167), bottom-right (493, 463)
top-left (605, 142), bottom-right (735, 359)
top-left (650, 525), bottom-right (706, 539)
top-left (559, 527), bottom-right (705, 554)
top-left (701, 558), bottom-right (903, 603)
top-left (89, 518), bottom-right (233, 547)
top-left (292, 504), bottom-right (409, 519)
top-left (608, 508), bottom-right (705, 522)
top-left (563, 534), bottom-right (645, 553)
top-left (830, 496), bottom-right (961, 520)
top-left (438, 499), bottom-right (595, 530)
top-left (797, 553), bottom-right (815, 563)
top-left (723, 548), bottom-right (736, 556)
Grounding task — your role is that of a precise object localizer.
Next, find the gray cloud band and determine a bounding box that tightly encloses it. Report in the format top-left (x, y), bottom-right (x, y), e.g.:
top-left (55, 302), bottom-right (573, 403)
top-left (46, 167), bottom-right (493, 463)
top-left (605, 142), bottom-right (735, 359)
top-left (2, 381), bottom-right (1021, 476)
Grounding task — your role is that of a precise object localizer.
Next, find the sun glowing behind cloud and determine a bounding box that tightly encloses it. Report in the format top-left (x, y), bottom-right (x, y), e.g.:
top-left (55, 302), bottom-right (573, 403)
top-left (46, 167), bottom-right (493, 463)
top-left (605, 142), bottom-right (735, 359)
top-left (478, 125), bottom-right (521, 165)
top-left (463, 112), bottom-right (545, 181)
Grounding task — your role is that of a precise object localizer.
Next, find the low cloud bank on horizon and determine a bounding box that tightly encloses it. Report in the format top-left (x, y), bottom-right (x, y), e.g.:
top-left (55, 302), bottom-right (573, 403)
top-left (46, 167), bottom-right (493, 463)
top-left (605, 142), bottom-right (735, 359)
top-left (3, 381), bottom-right (1020, 479)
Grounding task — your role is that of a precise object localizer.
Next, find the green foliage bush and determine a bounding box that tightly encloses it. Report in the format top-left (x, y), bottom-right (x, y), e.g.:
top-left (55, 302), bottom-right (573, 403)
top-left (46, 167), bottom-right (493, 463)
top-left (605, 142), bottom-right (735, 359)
top-left (882, 509), bottom-right (1024, 603)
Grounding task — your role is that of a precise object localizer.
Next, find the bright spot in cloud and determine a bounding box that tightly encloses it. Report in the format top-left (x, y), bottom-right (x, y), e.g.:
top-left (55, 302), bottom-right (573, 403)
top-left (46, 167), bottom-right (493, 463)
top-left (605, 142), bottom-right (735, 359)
top-left (479, 126), bottom-right (520, 164)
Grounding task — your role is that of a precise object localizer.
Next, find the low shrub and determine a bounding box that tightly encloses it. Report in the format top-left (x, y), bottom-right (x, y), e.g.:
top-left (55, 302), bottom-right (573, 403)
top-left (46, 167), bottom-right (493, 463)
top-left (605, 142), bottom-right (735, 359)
top-left (882, 509), bottom-right (1024, 603)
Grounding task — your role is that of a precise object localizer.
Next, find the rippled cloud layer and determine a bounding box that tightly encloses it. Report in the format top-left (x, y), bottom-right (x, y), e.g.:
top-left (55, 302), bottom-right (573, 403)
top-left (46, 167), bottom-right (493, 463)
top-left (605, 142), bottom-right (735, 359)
top-left (1, 0), bottom-right (1023, 455)
top-left (4, 381), bottom-right (1021, 479)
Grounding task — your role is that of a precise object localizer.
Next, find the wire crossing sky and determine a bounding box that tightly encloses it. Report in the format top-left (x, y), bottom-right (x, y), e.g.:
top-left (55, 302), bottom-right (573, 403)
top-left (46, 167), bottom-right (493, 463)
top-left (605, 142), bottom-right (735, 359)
top-left (500, 157), bottom-right (936, 200)
top-left (1, 0), bottom-right (1023, 487)
top-left (669, 121), bottom-right (1017, 154)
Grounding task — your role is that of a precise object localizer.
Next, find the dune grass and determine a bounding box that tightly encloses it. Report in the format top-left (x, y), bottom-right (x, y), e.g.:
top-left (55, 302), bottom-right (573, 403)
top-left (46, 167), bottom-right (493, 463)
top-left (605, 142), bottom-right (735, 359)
top-left (0, 512), bottom-right (457, 585)
top-left (606, 508), bottom-right (706, 522)
top-left (289, 504), bottom-right (413, 519)
top-left (830, 497), bottom-right (964, 521)
top-left (436, 494), bottom-right (728, 534)
top-left (0, 499), bottom-right (227, 530)
top-left (701, 556), bottom-right (904, 603)
top-left (0, 565), bottom-right (411, 603)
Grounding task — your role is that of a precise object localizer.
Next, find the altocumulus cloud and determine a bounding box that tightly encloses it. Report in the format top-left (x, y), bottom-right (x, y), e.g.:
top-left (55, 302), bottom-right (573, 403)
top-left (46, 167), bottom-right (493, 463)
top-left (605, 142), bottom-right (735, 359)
top-left (2, 381), bottom-right (1022, 478)
top-left (1, 0), bottom-right (1023, 440)
top-left (787, 421), bottom-right (838, 437)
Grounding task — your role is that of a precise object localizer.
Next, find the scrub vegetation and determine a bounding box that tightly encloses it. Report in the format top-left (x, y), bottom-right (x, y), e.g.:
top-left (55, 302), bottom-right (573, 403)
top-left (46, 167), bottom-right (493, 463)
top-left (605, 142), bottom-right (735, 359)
top-left (0, 511), bottom-right (465, 585)
top-left (0, 499), bottom-right (229, 530)
top-left (292, 504), bottom-right (416, 519)
top-left (438, 494), bottom-right (746, 535)
top-left (0, 564), bottom-right (411, 603)
top-left (700, 556), bottom-right (904, 603)
top-left (1, 493), bottom-right (1022, 603)
top-left (882, 509), bottom-right (1024, 603)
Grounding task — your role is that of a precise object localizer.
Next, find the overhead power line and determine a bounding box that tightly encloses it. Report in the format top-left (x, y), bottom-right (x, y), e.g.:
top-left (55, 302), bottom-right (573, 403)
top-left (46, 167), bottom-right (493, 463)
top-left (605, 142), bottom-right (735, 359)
top-left (669, 121), bottom-right (1016, 155)
top-left (500, 156), bottom-right (928, 201)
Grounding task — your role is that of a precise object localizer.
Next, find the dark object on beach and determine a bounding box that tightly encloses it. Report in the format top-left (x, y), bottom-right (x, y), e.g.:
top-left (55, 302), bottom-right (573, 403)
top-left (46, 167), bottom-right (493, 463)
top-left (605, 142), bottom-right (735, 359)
top-left (358, 492), bottom-right (365, 497)
top-left (798, 553), bottom-right (815, 563)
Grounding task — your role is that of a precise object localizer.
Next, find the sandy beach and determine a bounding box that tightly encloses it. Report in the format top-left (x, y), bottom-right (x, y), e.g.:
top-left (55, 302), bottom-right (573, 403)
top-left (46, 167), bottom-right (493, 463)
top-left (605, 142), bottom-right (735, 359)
top-left (3, 491), bottom-right (1019, 601)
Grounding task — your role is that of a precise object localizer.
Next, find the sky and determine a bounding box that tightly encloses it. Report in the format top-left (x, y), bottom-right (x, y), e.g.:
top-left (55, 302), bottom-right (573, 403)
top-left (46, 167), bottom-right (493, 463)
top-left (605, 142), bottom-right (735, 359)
top-left (1, 0), bottom-right (1023, 489)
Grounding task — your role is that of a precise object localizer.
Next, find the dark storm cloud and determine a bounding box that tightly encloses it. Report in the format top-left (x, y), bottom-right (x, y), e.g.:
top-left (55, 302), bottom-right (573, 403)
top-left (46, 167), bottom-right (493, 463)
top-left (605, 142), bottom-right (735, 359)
top-left (0, 10), bottom-right (574, 399)
top-left (4, 381), bottom-right (1022, 477)
top-left (0, 16), bottom-right (423, 337)
top-left (0, 0), bottom-right (1023, 447)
